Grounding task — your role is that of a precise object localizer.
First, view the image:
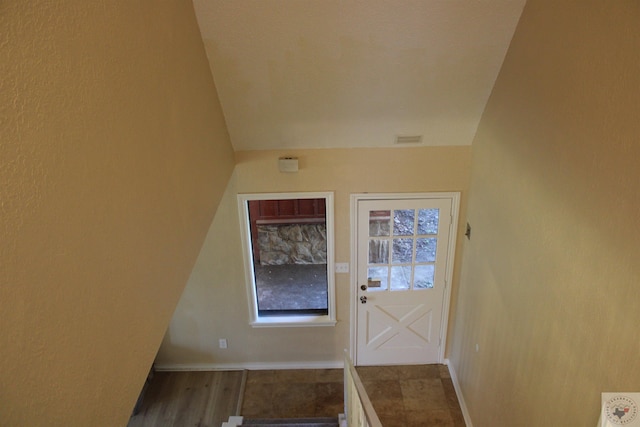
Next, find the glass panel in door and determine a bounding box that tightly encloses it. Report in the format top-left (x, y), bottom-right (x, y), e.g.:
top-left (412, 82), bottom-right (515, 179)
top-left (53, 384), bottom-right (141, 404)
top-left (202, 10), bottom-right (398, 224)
top-left (367, 208), bottom-right (440, 292)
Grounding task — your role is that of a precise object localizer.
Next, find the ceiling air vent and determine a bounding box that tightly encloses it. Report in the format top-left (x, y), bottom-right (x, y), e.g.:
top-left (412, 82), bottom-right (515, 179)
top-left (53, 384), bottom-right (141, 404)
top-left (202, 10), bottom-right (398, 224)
top-left (395, 135), bottom-right (423, 145)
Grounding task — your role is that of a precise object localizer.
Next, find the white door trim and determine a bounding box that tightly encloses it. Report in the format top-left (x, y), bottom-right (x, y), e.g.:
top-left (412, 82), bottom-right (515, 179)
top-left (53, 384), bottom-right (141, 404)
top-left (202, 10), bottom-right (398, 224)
top-left (349, 192), bottom-right (460, 365)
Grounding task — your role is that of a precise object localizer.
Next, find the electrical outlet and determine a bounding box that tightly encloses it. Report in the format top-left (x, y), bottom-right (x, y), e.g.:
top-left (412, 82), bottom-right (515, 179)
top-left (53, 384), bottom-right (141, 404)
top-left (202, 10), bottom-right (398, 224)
top-left (219, 338), bottom-right (228, 349)
top-left (335, 263), bottom-right (349, 273)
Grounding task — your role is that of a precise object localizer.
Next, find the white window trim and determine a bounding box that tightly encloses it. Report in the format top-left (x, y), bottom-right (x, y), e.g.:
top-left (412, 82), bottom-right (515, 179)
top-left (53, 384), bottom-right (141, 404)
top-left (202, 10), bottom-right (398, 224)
top-left (237, 192), bottom-right (337, 328)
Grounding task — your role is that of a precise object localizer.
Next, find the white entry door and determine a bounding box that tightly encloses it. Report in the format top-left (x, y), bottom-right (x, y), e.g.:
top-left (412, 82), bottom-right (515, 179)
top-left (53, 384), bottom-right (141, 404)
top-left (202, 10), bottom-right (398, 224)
top-left (355, 196), bottom-right (456, 366)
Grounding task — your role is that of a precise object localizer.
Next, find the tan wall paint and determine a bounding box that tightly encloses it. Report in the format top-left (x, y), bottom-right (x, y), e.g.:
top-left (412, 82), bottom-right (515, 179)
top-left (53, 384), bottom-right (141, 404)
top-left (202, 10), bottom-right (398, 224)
top-left (0, 1), bottom-right (234, 426)
top-left (157, 147), bottom-right (471, 366)
top-left (450, 2), bottom-right (640, 426)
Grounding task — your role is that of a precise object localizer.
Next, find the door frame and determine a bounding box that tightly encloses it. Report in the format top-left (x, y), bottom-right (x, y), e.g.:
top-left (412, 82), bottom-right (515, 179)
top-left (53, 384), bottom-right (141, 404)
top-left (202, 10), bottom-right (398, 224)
top-left (349, 192), bottom-right (460, 364)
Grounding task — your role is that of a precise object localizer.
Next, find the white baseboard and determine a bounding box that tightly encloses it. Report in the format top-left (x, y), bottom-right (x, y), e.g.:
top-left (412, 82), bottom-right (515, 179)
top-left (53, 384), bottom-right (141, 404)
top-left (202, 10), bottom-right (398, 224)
top-left (444, 358), bottom-right (473, 427)
top-left (154, 360), bottom-right (344, 372)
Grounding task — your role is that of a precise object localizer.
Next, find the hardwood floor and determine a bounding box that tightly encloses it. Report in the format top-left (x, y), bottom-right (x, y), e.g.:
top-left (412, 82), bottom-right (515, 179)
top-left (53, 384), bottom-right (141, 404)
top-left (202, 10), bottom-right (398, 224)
top-left (128, 365), bottom-right (465, 427)
top-left (127, 370), bottom-right (245, 427)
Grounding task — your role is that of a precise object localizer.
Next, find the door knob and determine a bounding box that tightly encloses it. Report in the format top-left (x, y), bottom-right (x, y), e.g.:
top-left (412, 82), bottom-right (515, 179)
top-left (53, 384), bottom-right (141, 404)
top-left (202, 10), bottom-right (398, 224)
top-left (360, 296), bottom-right (367, 304)
top-left (360, 284), bottom-right (367, 291)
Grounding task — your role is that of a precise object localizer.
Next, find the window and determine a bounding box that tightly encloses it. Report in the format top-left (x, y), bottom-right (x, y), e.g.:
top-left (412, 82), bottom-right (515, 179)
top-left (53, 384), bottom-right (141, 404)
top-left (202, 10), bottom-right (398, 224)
top-left (238, 192), bottom-right (336, 327)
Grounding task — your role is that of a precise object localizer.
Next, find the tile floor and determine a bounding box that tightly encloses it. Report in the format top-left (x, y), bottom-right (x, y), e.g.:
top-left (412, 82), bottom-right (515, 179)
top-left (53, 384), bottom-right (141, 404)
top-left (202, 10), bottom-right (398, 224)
top-left (241, 364), bottom-right (465, 427)
top-left (242, 368), bottom-right (344, 419)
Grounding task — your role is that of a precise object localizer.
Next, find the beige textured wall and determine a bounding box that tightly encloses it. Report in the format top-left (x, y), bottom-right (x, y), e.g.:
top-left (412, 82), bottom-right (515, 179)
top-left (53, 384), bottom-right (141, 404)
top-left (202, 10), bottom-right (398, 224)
top-left (157, 147), bottom-right (471, 367)
top-left (0, 1), bottom-right (234, 426)
top-left (450, 2), bottom-right (640, 426)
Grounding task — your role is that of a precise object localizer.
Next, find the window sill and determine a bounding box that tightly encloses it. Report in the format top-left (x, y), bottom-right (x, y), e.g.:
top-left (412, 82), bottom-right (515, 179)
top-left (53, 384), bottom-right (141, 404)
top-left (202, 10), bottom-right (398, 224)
top-left (250, 315), bottom-right (337, 328)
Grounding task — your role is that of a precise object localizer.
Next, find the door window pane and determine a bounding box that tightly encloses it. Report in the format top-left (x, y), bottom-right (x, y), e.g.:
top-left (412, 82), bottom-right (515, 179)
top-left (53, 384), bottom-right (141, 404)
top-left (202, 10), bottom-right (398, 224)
top-left (393, 209), bottom-right (415, 236)
top-left (369, 210), bottom-right (390, 237)
top-left (367, 266), bottom-right (388, 291)
top-left (414, 265), bottom-right (435, 289)
top-left (418, 209), bottom-right (439, 235)
top-left (369, 240), bottom-right (388, 264)
top-left (392, 238), bottom-right (413, 264)
top-left (416, 238), bottom-right (437, 262)
top-left (390, 266), bottom-right (412, 290)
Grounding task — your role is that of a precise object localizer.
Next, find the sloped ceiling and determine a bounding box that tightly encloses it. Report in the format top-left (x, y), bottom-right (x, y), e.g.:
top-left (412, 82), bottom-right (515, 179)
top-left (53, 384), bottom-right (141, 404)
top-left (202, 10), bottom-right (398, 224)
top-left (193, 0), bottom-right (526, 150)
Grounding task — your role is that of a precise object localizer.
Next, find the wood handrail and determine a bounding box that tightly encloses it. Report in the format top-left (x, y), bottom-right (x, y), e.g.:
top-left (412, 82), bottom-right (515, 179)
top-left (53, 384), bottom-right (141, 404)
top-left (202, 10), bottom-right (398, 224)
top-left (343, 352), bottom-right (383, 427)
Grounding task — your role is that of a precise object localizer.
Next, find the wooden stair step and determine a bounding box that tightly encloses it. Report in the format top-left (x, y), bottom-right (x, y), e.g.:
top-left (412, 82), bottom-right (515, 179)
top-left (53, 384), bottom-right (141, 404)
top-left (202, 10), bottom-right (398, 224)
top-left (240, 417), bottom-right (339, 427)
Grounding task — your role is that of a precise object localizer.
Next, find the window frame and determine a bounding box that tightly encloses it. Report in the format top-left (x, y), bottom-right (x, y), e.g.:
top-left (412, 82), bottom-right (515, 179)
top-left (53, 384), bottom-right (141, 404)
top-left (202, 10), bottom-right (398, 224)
top-left (237, 191), bottom-right (337, 327)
